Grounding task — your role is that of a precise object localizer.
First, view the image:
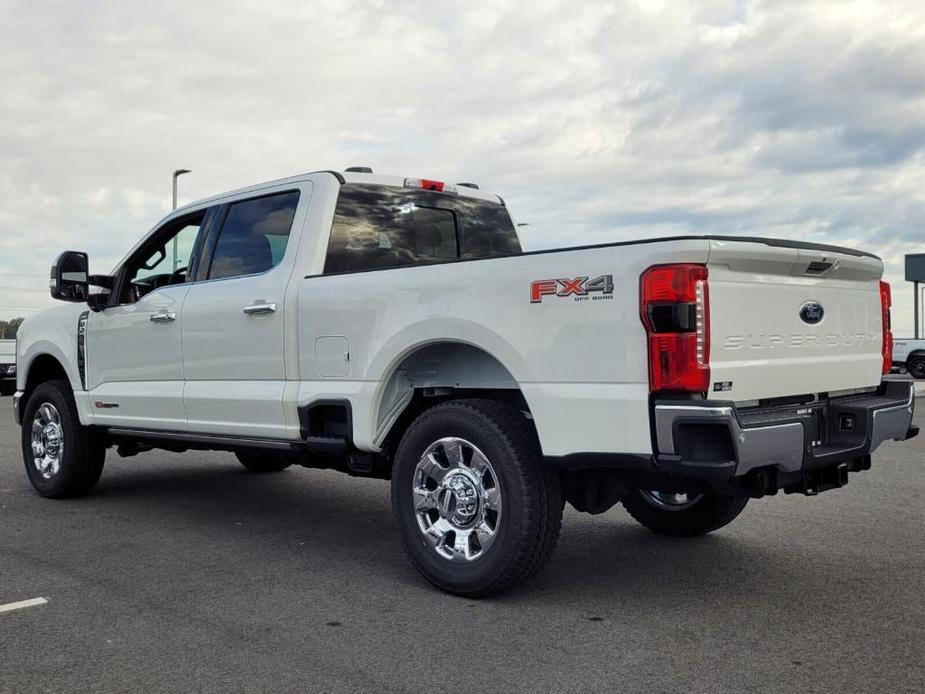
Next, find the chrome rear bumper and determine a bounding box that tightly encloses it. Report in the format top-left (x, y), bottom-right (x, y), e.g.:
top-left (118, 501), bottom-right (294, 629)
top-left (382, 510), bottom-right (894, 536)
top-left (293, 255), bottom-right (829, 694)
top-left (653, 375), bottom-right (916, 480)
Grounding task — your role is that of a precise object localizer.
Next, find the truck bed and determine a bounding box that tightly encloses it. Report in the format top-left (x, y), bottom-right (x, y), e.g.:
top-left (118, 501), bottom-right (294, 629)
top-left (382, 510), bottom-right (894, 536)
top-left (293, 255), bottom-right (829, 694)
top-left (298, 234), bottom-right (886, 457)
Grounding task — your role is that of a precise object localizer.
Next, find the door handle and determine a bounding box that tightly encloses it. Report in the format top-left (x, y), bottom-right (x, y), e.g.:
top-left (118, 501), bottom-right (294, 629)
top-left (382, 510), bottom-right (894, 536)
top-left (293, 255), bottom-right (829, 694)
top-left (243, 302), bottom-right (277, 316)
top-left (149, 311), bottom-right (176, 323)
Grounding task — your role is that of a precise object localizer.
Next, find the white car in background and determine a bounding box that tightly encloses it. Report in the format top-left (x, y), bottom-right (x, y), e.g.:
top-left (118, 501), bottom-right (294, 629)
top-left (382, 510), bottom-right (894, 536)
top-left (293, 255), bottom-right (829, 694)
top-left (0, 339), bottom-right (16, 396)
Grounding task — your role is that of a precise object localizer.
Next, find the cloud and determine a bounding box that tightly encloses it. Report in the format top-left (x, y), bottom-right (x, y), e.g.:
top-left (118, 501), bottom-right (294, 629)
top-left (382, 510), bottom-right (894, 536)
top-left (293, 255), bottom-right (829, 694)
top-left (1, 0), bottom-right (924, 332)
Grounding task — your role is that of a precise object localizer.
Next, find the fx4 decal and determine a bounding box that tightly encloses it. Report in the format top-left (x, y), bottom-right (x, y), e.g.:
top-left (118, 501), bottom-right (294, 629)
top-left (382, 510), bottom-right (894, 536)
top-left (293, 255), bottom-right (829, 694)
top-left (530, 275), bottom-right (614, 303)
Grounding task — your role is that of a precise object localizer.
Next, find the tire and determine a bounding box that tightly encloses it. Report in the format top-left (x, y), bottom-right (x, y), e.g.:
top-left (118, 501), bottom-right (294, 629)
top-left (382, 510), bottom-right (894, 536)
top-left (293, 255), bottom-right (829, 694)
top-left (21, 379), bottom-right (105, 499)
top-left (908, 356), bottom-right (925, 380)
top-left (622, 489), bottom-right (748, 537)
top-left (0, 382), bottom-right (14, 396)
top-left (235, 451), bottom-right (292, 473)
top-left (391, 399), bottom-right (562, 597)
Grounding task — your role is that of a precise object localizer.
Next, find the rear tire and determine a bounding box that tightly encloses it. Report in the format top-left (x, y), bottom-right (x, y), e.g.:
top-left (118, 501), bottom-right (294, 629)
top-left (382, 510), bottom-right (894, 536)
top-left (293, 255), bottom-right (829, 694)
top-left (392, 399), bottom-right (562, 597)
top-left (235, 451), bottom-right (292, 473)
top-left (21, 379), bottom-right (105, 498)
top-left (622, 489), bottom-right (748, 537)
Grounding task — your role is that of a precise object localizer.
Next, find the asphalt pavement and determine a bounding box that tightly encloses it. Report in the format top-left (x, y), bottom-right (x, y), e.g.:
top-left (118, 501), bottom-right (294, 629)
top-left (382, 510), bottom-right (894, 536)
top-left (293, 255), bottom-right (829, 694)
top-left (1, 398), bottom-right (923, 693)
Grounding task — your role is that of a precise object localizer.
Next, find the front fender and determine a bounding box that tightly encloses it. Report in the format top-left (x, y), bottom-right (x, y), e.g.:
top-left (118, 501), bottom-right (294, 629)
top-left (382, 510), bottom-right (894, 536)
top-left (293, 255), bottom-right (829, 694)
top-left (19, 339), bottom-right (81, 393)
top-left (15, 304), bottom-right (88, 424)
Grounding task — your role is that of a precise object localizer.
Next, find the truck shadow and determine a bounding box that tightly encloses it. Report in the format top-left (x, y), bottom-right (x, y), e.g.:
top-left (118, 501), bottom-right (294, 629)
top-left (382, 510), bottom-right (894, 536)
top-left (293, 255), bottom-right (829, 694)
top-left (82, 452), bottom-right (847, 607)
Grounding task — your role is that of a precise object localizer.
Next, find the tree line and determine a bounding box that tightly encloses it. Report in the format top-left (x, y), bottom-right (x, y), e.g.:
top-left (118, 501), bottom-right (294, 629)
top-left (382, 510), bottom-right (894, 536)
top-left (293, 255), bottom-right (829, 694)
top-left (0, 317), bottom-right (25, 339)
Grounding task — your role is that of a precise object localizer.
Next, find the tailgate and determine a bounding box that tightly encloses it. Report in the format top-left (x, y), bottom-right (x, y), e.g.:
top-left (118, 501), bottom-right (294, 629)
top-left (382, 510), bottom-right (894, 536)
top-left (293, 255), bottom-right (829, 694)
top-left (707, 240), bottom-right (884, 402)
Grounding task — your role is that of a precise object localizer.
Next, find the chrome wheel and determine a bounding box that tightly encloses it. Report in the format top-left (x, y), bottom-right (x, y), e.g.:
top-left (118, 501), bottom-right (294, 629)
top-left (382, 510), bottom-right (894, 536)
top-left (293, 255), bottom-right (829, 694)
top-left (412, 437), bottom-right (502, 563)
top-left (639, 490), bottom-right (703, 511)
top-left (31, 402), bottom-right (64, 480)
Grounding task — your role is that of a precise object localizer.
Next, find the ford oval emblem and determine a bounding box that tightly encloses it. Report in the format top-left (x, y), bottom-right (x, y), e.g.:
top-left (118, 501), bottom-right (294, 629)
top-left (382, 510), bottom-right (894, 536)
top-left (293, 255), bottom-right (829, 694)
top-left (799, 301), bottom-right (824, 324)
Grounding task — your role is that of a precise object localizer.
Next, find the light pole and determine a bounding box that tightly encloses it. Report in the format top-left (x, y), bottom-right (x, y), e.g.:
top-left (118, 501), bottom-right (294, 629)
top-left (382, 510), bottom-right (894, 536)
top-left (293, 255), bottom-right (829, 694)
top-left (908, 283), bottom-right (925, 339)
top-left (172, 168), bottom-right (191, 210)
top-left (171, 169), bottom-right (191, 270)
top-left (911, 281), bottom-right (925, 340)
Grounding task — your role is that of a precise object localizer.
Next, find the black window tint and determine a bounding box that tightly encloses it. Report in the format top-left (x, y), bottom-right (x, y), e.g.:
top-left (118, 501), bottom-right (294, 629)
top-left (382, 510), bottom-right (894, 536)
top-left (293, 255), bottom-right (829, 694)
top-left (209, 191), bottom-right (300, 280)
top-left (454, 197), bottom-right (521, 259)
top-left (407, 207), bottom-right (458, 259)
top-left (324, 184), bottom-right (520, 274)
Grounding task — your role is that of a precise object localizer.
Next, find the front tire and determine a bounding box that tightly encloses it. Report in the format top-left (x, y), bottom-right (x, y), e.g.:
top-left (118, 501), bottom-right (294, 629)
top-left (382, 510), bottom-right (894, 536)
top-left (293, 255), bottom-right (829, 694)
top-left (392, 399), bottom-right (562, 597)
top-left (21, 379), bottom-right (105, 498)
top-left (622, 489), bottom-right (748, 537)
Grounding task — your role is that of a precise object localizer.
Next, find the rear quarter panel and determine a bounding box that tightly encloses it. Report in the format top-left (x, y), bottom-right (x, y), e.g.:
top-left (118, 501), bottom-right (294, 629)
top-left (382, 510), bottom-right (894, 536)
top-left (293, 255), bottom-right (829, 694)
top-left (296, 238), bottom-right (711, 456)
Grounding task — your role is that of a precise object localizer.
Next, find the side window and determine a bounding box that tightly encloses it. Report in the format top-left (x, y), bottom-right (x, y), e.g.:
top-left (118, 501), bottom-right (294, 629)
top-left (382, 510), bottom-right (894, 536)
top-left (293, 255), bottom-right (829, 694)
top-left (208, 191), bottom-right (300, 280)
top-left (121, 211), bottom-right (206, 304)
top-left (134, 223), bottom-right (200, 282)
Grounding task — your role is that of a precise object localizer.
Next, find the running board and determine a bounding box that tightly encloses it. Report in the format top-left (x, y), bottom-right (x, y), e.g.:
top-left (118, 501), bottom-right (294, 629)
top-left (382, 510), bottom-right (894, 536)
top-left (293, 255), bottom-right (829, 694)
top-left (105, 428), bottom-right (297, 452)
top-left (104, 427), bottom-right (350, 456)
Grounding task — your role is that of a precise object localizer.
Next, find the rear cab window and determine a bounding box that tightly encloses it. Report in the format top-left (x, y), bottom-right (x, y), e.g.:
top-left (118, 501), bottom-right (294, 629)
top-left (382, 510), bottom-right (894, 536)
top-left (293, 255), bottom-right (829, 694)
top-left (323, 184), bottom-right (521, 274)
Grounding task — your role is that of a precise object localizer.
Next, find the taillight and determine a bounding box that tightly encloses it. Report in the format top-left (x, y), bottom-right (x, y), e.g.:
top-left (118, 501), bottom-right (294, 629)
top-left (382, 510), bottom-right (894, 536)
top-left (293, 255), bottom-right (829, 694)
top-left (880, 280), bottom-right (892, 375)
top-left (640, 264), bottom-right (710, 393)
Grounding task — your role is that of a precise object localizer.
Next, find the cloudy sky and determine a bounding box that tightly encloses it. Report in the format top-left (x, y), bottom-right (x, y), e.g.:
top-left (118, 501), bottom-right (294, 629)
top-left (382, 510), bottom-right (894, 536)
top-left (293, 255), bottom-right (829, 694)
top-left (1, 0), bottom-right (924, 331)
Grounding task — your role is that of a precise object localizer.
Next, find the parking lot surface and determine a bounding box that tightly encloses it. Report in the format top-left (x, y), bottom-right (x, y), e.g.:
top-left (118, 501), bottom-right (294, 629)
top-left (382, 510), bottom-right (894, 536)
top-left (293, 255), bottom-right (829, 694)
top-left (1, 398), bottom-right (923, 693)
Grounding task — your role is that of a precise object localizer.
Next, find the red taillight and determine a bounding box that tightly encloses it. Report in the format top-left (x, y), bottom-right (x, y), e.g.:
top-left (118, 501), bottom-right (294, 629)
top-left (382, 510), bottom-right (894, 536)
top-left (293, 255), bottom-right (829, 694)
top-left (880, 280), bottom-right (892, 375)
top-left (640, 264), bottom-right (710, 393)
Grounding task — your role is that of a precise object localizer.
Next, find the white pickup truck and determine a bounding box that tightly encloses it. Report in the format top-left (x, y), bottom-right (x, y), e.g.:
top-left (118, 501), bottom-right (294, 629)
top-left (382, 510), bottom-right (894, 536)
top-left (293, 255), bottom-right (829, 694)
top-left (0, 339), bottom-right (16, 395)
top-left (14, 169), bottom-right (918, 596)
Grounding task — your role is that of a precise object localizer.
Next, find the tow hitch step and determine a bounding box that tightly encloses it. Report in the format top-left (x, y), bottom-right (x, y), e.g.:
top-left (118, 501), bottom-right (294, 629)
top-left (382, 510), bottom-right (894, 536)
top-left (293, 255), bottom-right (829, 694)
top-left (784, 456), bottom-right (870, 496)
top-left (797, 461), bottom-right (853, 496)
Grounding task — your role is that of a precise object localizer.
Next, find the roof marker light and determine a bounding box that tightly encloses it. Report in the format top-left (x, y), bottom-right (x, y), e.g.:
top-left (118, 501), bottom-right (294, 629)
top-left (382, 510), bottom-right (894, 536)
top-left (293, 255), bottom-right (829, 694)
top-left (404, 178), bottom-right (458, 194)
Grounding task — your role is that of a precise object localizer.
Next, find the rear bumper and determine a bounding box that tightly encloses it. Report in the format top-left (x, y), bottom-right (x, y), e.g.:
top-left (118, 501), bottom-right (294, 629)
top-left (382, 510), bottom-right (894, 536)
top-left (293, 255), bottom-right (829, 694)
top-left (653, 375), bottom-right (916, 481)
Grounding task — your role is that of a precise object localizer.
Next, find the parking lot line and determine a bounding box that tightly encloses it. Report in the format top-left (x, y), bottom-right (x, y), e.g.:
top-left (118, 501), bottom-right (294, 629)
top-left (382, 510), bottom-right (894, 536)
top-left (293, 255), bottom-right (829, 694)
top-left (0, 597), bottom-right (48, 615)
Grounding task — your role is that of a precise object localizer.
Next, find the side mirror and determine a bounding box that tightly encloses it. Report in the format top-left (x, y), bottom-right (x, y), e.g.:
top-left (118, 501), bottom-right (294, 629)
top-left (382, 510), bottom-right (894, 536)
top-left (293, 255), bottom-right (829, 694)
top-left (50, 251), bottom-right (89, 302)
top-left (87, 274), bottom-right (115, 312)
